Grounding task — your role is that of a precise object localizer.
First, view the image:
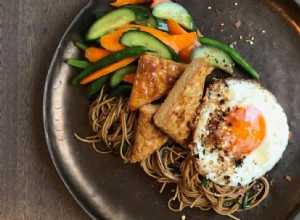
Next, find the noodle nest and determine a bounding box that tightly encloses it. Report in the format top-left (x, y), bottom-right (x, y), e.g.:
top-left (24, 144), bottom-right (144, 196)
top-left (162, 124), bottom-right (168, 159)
top-left (76, 86), bottom-right (269, 219)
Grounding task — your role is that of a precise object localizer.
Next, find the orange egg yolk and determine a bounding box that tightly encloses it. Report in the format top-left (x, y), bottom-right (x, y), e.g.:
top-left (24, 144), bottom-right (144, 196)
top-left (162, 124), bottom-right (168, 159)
top-left (224, 106), bottom-right (266, 157)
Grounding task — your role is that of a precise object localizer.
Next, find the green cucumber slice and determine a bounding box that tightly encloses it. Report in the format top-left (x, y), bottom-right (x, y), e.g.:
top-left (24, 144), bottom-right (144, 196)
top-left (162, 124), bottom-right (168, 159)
top-left (191, 45), bottom-right (234, 74)
top-left (120, 30), bottom-right (173, 59)
top-left (86, 8), bottom-right (136, 40)
top-left (152, 2), bottom-right (195, 31)
top-left (123, 5), bottom-right (157, 28)
top-left (122, 5), bottom-right (149, 21)
top-left (136, 12), bottom-right (157, 28)
top-left (198, 37), bottom-right (259, 78)
top-left (111, 65), bottom-right (137, 87)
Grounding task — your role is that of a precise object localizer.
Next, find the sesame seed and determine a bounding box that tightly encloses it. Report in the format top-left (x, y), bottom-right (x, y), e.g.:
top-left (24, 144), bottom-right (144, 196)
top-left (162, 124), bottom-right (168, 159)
top-left (220, 23), bottom-right (225, 27)
top-left (232, 146), bottom-right (237, 152)
top-left (246, 40), bottom-right (254, 45)
top-left (262, 30), bottom-right (266, 34)
top-left (234, 2), bottom-right (238, 6)
top-left (234, 20), bottom-right (241, 29)
top-left (208, 6), bottom-right (212, 10)
top-left (181, 215), bottom-right (186, 220)
top-left (285, 175), bottom-right (292, 181)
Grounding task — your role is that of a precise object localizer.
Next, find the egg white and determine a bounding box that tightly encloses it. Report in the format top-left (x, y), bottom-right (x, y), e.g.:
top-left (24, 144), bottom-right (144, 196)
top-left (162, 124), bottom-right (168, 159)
top-left (193, 79), bottom-right (289, 186)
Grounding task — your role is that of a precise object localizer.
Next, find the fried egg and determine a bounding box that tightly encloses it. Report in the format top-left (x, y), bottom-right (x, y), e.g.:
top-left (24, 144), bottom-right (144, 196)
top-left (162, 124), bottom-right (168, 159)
top-left (193, 79), bottom-right (289, 186)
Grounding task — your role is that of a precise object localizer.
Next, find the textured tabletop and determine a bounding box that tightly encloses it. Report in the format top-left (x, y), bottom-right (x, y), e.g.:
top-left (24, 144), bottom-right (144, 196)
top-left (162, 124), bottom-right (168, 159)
top-left (1, 1), bottom-right (89, 219)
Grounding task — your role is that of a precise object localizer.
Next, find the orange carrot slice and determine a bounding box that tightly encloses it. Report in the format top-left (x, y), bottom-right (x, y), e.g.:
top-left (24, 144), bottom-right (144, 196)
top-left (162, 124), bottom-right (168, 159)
top-left (116, 24), bottom-right (170, 38)
top-left (150, 0), bottom-right (170, 9)
top-left (100, 29), bottom-right (129, 52)
top-left (80, 56), bottom-right (138, 85)
top-left (111, 0), bottom-right (151, 7)
top-left (166, 19), bottom-right (188, 35)
top-left (85, 47), bottom-right (111, 62)
top-left (178, 40), bottom-right (201, 63)
top-left (122, 73), bottom-right (136, 83)
top-left (160, 32), bottom-right (197, 53)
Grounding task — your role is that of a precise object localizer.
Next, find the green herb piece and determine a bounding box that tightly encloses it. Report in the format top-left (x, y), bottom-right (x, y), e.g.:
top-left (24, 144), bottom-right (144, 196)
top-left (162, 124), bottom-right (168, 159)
top-left (242, 192), bottom-right (250, 209)
top-left (201, 176), bottom-right (209, 187)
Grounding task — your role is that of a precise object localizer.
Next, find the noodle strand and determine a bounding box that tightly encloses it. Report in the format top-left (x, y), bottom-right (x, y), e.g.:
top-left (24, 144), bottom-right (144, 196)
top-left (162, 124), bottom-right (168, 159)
top-left (76, 87), bottom-right (270, 218)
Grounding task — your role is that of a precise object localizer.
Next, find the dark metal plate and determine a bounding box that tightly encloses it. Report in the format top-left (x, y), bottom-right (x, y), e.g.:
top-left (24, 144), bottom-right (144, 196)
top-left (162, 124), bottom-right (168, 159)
top-left (43, 0), bottom-right (300, 219)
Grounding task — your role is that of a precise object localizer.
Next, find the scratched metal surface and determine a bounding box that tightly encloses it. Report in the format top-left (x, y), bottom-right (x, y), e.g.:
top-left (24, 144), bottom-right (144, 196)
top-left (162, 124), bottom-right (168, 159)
top-left (43, 0), bottom-right (300, 219)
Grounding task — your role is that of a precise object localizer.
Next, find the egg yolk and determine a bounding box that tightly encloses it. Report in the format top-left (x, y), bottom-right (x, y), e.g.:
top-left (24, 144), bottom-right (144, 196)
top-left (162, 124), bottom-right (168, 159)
top-left (224, 106), bottom-right (266, 157)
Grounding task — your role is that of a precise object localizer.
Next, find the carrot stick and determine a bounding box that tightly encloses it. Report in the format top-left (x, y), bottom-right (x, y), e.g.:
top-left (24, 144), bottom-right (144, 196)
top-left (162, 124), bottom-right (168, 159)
top-left (160, 32), bottom-right (197, 53)
top-left (100, 29), bottom-right (129, 52)
top-left (150, 0), bottom-right (170, 9)
top-left (80, 56), bottom-right (138, 85)
top-left (122, 73), bottom-right (136, 83)
top-left (178, 40), bottom-right (201, 63)
top-left (111, 0), bottom-right (151, 7)
top-left (85, 47), bottom-right (111, 62)
top-left (116, 24), bottom-right (170, 38)
top-left (166, 19), bottom-right (188, 35)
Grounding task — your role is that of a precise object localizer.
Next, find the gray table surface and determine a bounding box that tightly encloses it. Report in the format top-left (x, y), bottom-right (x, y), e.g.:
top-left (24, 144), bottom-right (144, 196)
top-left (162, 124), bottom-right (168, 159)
top-left (1, 0), bottom-right (89, 219)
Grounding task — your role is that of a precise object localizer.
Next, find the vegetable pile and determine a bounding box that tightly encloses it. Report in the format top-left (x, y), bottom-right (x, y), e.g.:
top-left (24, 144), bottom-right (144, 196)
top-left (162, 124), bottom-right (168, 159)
top-left (68, 0), bottom-right (260, 98)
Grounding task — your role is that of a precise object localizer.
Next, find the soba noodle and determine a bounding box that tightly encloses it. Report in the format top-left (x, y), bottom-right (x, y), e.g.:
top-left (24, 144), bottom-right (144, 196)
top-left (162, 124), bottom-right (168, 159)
top-left (76, 86), bottom-right (269, 219)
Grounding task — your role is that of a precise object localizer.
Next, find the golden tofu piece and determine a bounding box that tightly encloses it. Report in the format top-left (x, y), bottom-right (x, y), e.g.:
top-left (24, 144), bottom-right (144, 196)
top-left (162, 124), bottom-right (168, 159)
top-left (130, 104), bottom-right (168, 163)
top-left (128, 55), bottom-right (187, 111)
top-left (154, 58), bottom-right (214, 147)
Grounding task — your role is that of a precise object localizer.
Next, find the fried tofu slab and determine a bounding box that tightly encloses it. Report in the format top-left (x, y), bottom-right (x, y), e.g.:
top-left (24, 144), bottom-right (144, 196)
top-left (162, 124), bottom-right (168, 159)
top-left (154, 58), bottom-right (213, 147)
top-left (130, 104), bottom-right (168, 163)
top-left (128, 55), bottom-right (187, 111)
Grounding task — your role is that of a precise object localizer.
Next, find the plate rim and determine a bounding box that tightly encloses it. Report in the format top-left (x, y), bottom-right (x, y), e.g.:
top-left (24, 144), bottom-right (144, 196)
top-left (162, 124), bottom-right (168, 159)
top-left (43, 1), bottom-right (99, 219)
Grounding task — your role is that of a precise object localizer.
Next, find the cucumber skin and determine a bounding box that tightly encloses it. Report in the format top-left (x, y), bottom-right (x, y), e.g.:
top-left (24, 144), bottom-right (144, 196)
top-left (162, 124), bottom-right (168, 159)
top-left (152, 2), bottom-right (196, 31)
top-left (135, 12), bottom-right (157, 28)
top-left (122, 5), bottom-right (157, 28)
top-left (191, 45), bottom-right (234, 74)
top-left (72, 46), bottom-right (150, 85)
top-left (86, 8), bottom-right (136, 40)
top-left (111, 65), bottom-right (137, 87)
top-left (120, 30), bottom-right (173, 59)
